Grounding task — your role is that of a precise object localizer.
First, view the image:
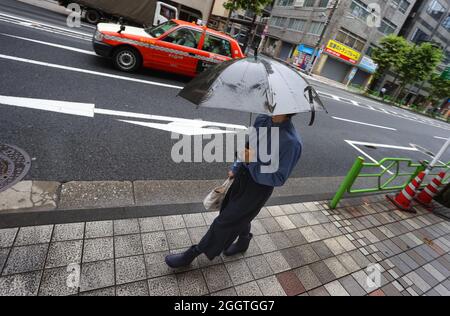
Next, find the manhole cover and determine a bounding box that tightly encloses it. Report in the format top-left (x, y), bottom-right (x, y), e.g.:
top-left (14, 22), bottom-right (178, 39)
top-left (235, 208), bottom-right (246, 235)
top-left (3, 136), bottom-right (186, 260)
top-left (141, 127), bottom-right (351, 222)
top-left (0, 144), bottom-right (31, 193)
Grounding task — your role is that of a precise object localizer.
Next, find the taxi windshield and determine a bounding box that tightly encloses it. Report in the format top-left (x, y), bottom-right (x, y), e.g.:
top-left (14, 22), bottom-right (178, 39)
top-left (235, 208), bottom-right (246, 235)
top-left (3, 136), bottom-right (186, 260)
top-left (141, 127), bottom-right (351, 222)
top-left (145, 21), bottom-right (178, 38)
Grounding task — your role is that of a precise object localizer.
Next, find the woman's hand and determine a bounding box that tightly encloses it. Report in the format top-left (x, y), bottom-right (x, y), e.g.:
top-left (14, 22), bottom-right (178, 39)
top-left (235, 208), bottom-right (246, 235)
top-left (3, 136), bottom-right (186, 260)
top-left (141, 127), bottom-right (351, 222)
top-left (228, 170), bottom-right (235, 179)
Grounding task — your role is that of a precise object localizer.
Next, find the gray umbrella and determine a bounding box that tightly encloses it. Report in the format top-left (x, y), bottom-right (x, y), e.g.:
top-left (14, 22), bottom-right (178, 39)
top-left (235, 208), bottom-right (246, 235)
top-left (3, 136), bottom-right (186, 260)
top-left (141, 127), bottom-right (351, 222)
top-left (178, 55), bottom-right (327, 125)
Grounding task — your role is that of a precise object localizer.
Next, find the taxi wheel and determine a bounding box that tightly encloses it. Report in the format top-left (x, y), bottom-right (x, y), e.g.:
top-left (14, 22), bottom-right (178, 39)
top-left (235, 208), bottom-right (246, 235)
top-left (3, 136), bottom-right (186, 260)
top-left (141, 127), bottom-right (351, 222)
top-left (113, 47), bottom-right (142, 73)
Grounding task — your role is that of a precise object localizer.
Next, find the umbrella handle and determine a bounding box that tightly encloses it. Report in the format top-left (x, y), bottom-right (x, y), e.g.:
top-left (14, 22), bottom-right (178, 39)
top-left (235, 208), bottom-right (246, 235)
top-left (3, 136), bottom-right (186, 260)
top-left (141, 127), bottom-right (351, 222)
top-left (308, 88), bottom-right (316, 126)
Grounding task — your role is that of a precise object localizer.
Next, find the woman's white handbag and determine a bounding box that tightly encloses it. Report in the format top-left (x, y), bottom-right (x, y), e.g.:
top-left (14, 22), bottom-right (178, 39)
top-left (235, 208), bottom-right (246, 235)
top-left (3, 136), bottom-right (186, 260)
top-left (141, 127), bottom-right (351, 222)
top-left (203, 178), bottom-right (234, 212)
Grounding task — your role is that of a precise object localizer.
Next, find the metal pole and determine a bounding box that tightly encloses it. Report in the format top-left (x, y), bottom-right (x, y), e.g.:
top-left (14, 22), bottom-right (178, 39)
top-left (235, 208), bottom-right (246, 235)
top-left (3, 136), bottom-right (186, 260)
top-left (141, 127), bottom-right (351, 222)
top-left (307, 0), bottom-right (340, 75)
top-left (206, 0), bottom-right (216, 26)
top-left (426, 136), bottom-right (450, 175)
top-left (330, 156), bottom-right (365, 209)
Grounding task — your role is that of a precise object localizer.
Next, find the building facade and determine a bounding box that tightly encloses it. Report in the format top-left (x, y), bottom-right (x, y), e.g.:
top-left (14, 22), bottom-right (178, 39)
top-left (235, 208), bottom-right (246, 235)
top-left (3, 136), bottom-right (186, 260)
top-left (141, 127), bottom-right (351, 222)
top-left (264, 0), bottom-right (416, 88)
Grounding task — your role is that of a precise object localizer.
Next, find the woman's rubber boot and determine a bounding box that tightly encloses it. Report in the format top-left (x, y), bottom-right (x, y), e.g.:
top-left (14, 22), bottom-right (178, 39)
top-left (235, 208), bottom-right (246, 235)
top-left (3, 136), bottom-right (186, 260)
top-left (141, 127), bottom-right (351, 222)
top-left (223, 234), bottom-right (253, 256)
top-left (165, 245), bottom-right (201, 268)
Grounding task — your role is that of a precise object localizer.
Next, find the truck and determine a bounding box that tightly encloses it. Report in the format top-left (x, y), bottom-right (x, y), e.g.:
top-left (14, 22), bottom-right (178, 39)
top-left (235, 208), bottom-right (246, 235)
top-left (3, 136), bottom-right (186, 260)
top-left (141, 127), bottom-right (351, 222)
top-left (57, 0), bottom-right (179, 27)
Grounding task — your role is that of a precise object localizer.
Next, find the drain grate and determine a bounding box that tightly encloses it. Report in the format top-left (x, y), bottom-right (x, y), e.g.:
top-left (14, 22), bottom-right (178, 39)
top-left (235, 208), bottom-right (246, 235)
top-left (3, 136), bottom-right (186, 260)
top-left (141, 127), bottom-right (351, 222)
top-left (0, 144), bottom-right (31, 193)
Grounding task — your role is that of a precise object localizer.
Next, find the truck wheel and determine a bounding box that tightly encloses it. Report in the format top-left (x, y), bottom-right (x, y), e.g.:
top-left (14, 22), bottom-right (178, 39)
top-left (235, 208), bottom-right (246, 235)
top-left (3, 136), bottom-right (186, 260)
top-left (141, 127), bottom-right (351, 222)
top-left (85, 9), bottom-right (101, 24)
top-left (113, 47), bottom-right (142, 73)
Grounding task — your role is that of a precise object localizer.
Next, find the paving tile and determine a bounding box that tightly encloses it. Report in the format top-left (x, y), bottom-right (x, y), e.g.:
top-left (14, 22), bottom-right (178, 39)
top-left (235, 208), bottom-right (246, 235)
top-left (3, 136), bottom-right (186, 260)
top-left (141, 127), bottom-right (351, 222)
top-left (339, 275), bottom-right (366, 296)
top-left (254, 234), bottom-right (277, 253)
top-left (0, 271), bottom-right (42, 296)
top-left (311, 241), bottom-right (334, 260)
top-left (337, 253), bottom-right (360, 273)
top-left (294, 266), bottom-right (322, 291)
top-left (177, 269), bottom-right (209, 296)
top-left (352, 270), bottom-right (377, 293)
top-left (197, 253), bottom-right (223, 268)
top-left (267, 205), bottom-right (285, 217)
top-left (288, 214), bottom-right (308, 228)
top-left (0, 248), bottom-right (9, 272)
top-left (301, 213), bottom-right (320, 225)
top-left (116, 281), bottom-right (149, 296)
top-left (381, 283), bottom-right (403, 296)
top-left (323, 238), bottom-right (345, 256)
top-left (415, 267), bottom-right (439, 288)
top-left (46, 240), bottom-right (83, 268)
top-left (369, 289), bottom-right (386, 296)
top-left (280, 204), bottom-right (298, 215)
top-left (79, 287), bottom-right (115, 296)
top-left (406, 249), bottom-right (427, 267)
top-left (235, 281), bottom-right (263, 296)
top-left (322, 223), bottom-right (342, 237)
top-left (166, 229), bottom-right (192, 250)
top-left (52, 223), bottom-right (84, 242)
top-left (115, 255), bottom-right (146, 285)
top-left (349, 250), bottom-right (371, 269)
top-left (311, 225), bottom-right (331, 240)
top-left (83, 237), bottom-right (114, 263)
top-left (423, 263), bottom-right (446, 283)
top-left (243, 239), bottom-right (262, 258)
top-left (3, 244), bottom-right (48, 275)
top-left (434, 284), bottom-right (450, 296)
top-left (308, 286), bottom-right (330, 296)
top-left (299, 227), bottom-right (320, 243)
top-left (256, 276), bottom-right (286, 296)
top-left (39, 267), bottom-right (79, 296)
top-left (284, 229), bottom-right (307, 246)
top-left (310, 261), bottom-right (336, 285)
top-left (85, 221), bottom-right (113, 239)
top-left (211, 288), bottom-right (238, 296)
top-left (255, 208), bottom-right (271, 219)
top-left (113, 219), bottom-right (140, 235)
top-left (324, 257), bottom-right (349, 279)
top-left (296, 244), bottom-right (320, 265)
top-left (80, 260), bottom-right (115, 292)
top-left (114, 234), bottom-right (143, 258)
top-left (0, 228), bottom-right (18, 248)
top-left (390, 256), bottom-right (412, 274)
top-left (202, 264), bottom-right (233, 293)
top-left (245, 255), bottom-right (273, 279)
top-left (180, 213), bottom-right (206, 228)
top-left (142, 232), bottom-right (169, 253)
top-left (14, 225), bottom-right (53, 246)
top-left (225, 259), bottom-right (254, 286)
top-left (324, 280), bottom-right (350, 296)
top-left (250, 220), bottom-right (267, 236)
top-left (139, 217), bottom-right (164, 233)
top-left (405, 271), bottom-right (431, 293)
top-left (274, 216), bottom-right (296, 230)
top-left (276, 271), bottom-right (306, 296)
top-left (264, 251), bottom-right (291, 274)
top-left (336, 235), bottom-right (356, 252)
top-left (162, 215), bottom-right (186, 230)
top-left (144, 251), bottom-right (174, 278)
top-left (280, 247), bottom-right (304, 269)
top-left (269, 232), bottom-right (293, 250)
top-left (398, 253), bottom-right (420, 270)
top-left (187, 226), bottom-right (208, 244)
top-left (260, 217), bottom-right (282, 233)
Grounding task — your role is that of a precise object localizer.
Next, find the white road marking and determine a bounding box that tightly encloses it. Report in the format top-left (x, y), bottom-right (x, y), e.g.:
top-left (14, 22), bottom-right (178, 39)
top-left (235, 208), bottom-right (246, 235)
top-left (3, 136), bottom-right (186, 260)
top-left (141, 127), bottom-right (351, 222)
top-left (332, 116), bottom-right (397, 131)
top-left (0, 95), bottom-right (247, 135)
top-left (347, 141), bottom-right (418, 152)
top-left (0, 12), bottom-right (92, 36)
top-left (345, 140), bottom-right (394, 175)
top-left (0, 54), bottom-right (184, 89)
top-left (0, 33), bottom-right (96, 55)
top-left (0, 95), bottom-right (95, 117)
top-left (434, 136), bottom-right (448, 140)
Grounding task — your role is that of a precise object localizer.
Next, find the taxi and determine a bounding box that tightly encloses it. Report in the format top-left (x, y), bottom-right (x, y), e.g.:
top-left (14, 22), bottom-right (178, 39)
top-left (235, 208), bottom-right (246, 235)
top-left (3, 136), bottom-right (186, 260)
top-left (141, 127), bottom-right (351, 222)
top-left (93, 19), bottom-right (245, 77)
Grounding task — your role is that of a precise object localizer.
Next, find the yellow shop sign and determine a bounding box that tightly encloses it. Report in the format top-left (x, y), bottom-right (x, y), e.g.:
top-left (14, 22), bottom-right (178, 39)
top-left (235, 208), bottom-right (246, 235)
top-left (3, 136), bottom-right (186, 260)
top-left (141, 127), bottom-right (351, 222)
top-left (325, 40), bottom-right (361, 64)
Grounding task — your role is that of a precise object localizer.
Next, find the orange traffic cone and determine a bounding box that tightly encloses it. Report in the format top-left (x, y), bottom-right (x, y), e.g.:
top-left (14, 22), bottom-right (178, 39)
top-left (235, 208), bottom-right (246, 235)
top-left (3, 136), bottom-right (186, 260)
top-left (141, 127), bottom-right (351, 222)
top-left (386, 171), bottom-right (426, 213)
top-left (415, 172), bottom-right (446, 209)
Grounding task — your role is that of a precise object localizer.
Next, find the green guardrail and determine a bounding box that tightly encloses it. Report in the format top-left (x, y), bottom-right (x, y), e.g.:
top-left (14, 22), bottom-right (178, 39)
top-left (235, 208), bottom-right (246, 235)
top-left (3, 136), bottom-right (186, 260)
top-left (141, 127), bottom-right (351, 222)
top-left (330, 156), bottom-right (450, 209)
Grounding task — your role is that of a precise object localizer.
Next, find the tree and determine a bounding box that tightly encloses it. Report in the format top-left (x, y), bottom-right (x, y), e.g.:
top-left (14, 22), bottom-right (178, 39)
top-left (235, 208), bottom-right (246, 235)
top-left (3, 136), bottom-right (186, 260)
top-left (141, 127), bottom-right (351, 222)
top-left (394, 42), bottom-right (444, 101)
top-left (370, 35), bottom-right (409, 90)
top-left (426, 73), bottom-right (450, 107)
top-left (222, 0), bottom-right (273, 51)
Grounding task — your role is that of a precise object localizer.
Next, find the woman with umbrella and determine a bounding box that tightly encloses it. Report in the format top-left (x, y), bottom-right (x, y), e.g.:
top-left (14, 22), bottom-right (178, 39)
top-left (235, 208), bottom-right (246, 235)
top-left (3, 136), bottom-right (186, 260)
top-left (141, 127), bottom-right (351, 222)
top-left (165, 56), bottom-right (326, 268)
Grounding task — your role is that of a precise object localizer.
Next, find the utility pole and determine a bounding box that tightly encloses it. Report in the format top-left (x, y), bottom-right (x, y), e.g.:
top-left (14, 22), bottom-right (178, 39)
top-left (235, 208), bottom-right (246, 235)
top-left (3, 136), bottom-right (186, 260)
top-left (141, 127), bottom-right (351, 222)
top-left (207, 0), bottom-right (217, 27)
top-left (307, 0), bottom-right (340, 75)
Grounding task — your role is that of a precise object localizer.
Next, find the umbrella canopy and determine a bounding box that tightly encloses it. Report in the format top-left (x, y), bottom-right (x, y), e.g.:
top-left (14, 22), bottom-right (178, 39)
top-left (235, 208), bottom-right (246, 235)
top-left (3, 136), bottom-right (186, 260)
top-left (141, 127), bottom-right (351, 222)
top-left (178, 55), bottom-right (327, 124)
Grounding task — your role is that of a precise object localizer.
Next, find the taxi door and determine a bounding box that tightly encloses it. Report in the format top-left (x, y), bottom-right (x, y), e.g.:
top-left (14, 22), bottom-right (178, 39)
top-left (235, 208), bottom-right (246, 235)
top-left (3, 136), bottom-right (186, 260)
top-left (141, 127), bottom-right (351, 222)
top-left (197, 33), bottom-right (234, 73)
top-left (154, 27), bottom-right (204, 76)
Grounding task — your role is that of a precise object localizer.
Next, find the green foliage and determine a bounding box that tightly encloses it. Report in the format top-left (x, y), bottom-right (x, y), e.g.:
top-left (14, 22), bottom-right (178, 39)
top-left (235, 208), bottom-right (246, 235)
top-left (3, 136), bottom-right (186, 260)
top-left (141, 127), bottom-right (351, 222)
top-left (397, 42), bottom-right (444, 87)
top-left (426, 72), bottom-right (450, 105)
top-left (371, 35), bottom-right (409, 79)
top-left (223, 0), bottom-right (273, 15)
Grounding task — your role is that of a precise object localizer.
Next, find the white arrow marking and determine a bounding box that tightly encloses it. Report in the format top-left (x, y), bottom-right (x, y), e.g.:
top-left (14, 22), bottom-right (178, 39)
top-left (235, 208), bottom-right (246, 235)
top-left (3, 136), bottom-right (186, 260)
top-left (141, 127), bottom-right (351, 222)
top-left (0, 95), bottom-right (247, 135)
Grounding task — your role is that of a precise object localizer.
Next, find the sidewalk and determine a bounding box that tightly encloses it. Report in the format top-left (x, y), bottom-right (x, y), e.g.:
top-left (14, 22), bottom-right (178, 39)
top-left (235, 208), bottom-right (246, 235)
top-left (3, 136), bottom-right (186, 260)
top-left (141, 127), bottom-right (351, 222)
top-left (0, 194), bottom-right (449, 296)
